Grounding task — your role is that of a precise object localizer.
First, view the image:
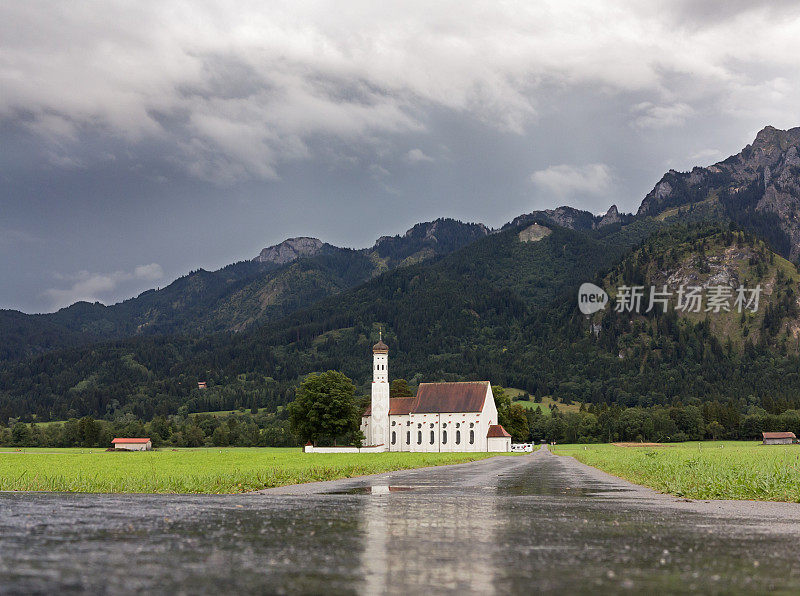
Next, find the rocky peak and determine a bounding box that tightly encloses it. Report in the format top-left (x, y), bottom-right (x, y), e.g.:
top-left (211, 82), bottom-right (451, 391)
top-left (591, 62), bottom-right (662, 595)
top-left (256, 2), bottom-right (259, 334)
top-left (254, 237), bottom-right (326, 265)
top-left (597, 205), bottom-right (621, 228)
top-left (505, 206), bottom-right (597, 232)
top-left (636, 124), bottom-right (800, 258)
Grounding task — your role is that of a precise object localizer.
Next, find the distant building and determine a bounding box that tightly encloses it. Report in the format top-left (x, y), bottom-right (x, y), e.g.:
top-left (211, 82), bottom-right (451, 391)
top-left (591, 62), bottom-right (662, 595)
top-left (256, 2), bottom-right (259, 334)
top-left (762, 432), bottom-right (796, 445)
top-left (360, 334), bottom-right (511, 453)
top-left (112, 438), bottom-right (152, 451)
top-left (197, 381), bottom-right (207, 390)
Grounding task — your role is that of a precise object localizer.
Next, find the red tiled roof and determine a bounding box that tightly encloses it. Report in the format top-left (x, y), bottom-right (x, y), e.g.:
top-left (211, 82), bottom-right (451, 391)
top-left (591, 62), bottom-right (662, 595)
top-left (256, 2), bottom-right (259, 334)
top-left (487, 424), bottom-right (511, 438)
top-left (363, 382), bottom-right (490, 416)
top-left (364, 396), bottom-right (417, 417)
top-left (762, 432), bottom-right (796, 439)
top-left (111, 438), bottom-right (151, 443)
top-left (413, 382), bottom-right (489, 413)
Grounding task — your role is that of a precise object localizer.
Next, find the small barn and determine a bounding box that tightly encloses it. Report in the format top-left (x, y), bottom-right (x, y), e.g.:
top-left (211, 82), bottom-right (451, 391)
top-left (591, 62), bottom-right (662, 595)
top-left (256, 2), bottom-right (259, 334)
top-left (762, 432), bottom-right (796, 445)
top-left (112, 438), bottom-right (152, 451)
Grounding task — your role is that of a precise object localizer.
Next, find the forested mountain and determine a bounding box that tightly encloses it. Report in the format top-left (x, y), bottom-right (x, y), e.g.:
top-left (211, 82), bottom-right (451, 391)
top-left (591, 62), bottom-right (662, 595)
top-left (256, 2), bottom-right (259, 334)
top-left (0, 218), bottom-right (488, 361)
top-left (4, 126), bottom-right (800, 427)
top-left (8, 213), bottom-right (800, 424)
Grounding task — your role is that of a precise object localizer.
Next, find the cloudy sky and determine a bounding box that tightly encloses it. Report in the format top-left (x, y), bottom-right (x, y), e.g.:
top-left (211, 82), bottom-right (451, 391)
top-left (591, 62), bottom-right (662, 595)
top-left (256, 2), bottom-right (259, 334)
top-left (2, 1), bottom-right (800, 312)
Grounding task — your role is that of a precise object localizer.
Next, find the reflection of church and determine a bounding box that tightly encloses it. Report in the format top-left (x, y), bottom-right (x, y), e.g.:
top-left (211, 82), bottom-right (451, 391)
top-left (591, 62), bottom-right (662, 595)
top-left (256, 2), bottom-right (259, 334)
top-left (360, 335), bottom-right (511, 452)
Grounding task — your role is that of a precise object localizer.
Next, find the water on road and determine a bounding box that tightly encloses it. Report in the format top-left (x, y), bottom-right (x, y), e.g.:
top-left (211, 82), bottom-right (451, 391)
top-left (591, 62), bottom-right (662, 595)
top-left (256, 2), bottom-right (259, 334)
top-left (2, 447), bottom-right (800, 594)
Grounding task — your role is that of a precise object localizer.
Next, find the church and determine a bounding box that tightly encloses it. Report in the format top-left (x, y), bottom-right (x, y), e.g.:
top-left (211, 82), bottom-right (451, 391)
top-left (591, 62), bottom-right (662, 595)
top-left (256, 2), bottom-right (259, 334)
top-left (360, 336), bottom-right (512, 452)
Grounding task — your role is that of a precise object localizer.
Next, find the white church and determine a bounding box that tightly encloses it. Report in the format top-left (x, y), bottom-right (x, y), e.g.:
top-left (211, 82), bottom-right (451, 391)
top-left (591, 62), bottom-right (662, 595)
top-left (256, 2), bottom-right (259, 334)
top-left (360, 336), bottom-right (511, 452)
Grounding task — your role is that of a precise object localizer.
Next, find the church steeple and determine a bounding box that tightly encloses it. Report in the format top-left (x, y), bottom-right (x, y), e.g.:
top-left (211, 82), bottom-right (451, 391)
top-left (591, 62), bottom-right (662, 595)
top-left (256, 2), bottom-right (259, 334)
top-left (369, 330), bottom-right (390, 447)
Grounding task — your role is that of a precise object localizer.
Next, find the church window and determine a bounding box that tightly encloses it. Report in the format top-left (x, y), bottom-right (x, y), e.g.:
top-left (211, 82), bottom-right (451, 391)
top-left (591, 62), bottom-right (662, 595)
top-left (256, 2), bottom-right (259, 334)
top-left (469, 430), bottom-right (474, 444)
top-left (391, 421), bottom-right (396, 426)
top-left (456, 423), bottom-right (460, 428)
top-left (456, 431), bottom-right (461, 444)
top-left (417, 423), bottom-right (422, 428)
top-left (442, 430), bottom-right (447, 444)
top-left (391, 431), bottom-right (396, 445)
top-left (406, 431), bottom-right (410, 444)
top-left (470, 423), bottom-right (474, 428)
top-left (417, 431), bottom-right (422, 444)
top-left (430, 430), bottom-right (435, 444)
top-left (442, 423), bottom-right (447, 428)
top-left (429, 423), bottom-right (434, 429)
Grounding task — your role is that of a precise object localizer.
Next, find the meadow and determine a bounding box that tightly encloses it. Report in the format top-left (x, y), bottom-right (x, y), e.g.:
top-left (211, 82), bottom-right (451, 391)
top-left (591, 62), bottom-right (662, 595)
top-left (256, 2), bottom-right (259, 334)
top-left (553, 441), bottom-right (800, 502)
top-left (505, 388), bottom-right (582, 416)
top-left (0, 447), bottom-right (496, 494)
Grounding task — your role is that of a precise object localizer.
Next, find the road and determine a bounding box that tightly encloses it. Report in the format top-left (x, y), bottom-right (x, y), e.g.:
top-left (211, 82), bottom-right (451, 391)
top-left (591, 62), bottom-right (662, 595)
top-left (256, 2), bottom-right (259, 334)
top-left (2, 446), bottom-right (800, 594)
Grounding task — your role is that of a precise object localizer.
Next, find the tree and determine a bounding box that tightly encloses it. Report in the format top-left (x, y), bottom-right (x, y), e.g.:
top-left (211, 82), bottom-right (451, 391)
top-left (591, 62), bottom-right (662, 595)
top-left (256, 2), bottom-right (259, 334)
top-left (390, 379), bottom-right (413, 398)
top-left (505, 404), bottom-right (530, 442)
top-left (493, 385), bottom-right (512, 428)
top-left (11, 422), bottom-right (30, 446)
top-left (288, 371), bottom-right (363, 446)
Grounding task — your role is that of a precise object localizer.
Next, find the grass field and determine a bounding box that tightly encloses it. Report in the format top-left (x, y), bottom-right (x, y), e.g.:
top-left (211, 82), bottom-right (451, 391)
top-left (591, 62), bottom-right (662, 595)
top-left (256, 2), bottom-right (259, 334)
top-left (505, 388), bottom-right (582, 416)
top-left (0, 448), bottom-right (497, 494)
top-left (553, 441), bottom-right (800, 502)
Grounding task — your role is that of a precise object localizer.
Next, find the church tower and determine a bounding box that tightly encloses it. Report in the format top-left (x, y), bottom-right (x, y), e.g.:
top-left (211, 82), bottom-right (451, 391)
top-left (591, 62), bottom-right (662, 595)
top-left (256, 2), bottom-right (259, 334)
top-left (369, 331), bottom-right (390, 449)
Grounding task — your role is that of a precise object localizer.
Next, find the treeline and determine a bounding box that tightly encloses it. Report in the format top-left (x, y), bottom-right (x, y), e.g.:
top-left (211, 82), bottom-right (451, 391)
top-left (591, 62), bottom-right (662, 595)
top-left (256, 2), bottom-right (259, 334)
top-left (519, 401), bottom-right (800, 444)
top-left (0, 410), bottom-right (298, 449)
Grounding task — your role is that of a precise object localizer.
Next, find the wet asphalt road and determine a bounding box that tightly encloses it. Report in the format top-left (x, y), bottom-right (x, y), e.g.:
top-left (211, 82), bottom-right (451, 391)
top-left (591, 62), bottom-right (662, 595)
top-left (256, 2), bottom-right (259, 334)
top-left (3, 447), bottom-right (800, 595)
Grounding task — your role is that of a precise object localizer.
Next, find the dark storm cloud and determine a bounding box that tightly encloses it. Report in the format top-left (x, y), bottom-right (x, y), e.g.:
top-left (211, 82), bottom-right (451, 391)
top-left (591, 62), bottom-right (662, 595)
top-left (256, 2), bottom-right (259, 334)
top-left (2, 1), bottom-right (800, 311)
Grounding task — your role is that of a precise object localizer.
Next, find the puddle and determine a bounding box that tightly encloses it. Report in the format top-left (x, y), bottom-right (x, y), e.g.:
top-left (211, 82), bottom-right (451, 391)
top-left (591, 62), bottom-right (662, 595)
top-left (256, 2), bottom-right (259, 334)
top-left (326, 485), bottom-right (417, 495)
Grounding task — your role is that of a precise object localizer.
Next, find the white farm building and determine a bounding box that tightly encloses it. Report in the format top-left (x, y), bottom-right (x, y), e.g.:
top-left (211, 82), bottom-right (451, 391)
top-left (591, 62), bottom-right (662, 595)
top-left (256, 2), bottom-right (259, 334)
top-left (360, 337), bottom-right (511, 453)
top-left (111, 438), bottom-right (152, 451)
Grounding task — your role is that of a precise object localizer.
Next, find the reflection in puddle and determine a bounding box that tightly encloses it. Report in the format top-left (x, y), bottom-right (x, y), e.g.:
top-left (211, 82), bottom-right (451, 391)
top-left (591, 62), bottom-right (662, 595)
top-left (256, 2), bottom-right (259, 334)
top-left (327, 485), bottom-right (417, 495)
top-left (359, 491), bottom-right (498, 594)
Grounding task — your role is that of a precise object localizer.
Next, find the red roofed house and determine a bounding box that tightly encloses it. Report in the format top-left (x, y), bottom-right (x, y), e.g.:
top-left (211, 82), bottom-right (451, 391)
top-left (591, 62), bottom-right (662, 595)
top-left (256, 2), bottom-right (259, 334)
top-left (487, 424), bottom-right (512, 452)
top-left (111, 438), bottom-right (152, 451)
top-left (762, 432), bottom-right (796, 445)
top-left (360, 335), bottom-right (511, 453)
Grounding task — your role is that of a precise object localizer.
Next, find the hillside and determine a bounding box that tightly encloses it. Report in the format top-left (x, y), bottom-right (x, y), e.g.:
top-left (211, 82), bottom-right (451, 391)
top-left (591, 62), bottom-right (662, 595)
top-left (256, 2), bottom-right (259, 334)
top-left (0, 218), bottom-right (488, 361)
top-left (599, 225), bottom-right (800, 350)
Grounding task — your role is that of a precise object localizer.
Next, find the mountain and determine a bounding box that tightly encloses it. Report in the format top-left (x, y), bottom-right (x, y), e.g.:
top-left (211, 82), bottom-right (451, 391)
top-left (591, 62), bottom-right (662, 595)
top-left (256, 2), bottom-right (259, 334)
top-left (638, 125), bottom-right (800, 259)
top-left (5, 125), bottom-right (800, 423)
top-left (0, 216), bottom-right (662, 420)
top-left (0, 218), bottom-right (489, 361)
top-left (504, 204), bottom-right (631, 232)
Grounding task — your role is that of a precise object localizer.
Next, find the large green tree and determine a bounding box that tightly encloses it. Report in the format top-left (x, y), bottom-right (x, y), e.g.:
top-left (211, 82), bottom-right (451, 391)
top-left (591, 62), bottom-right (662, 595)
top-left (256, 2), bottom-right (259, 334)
top-left (288, 371), bottom-right (363, 446)
top-left (493, 385), bottom-right (512, 428)
top-left (505, 403), bottom-right (530, 442)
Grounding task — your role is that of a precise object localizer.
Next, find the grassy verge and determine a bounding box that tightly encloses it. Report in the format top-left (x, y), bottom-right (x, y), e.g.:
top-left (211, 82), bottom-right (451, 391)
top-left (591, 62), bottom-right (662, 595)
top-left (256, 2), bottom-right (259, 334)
top-left (552, 442), bottom-right (800, 501)
top-left (0, 447), bottom-right (498, 494)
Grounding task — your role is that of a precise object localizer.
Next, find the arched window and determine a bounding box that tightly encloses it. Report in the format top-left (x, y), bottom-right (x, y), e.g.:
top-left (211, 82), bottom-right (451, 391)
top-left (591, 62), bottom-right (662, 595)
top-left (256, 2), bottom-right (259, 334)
top-left (442, 430), bottom-right (447, 444)
top-left (417, 431), bottom-right (422, 444)
top-left (391, 431), bottom-right (396, 445)
top-left (469, 430), bottom-right (474, 444)
top-left (430, 430), bottom-right (435, 444)
top-left (456, 431), bottom-right (461, 445)
top-left (406, 431), bottom-right (410, 444)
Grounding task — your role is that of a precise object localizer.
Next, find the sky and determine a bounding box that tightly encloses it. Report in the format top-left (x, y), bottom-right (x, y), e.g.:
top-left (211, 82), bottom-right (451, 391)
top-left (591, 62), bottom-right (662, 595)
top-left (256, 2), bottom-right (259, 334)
top-left (2, 1), bottom-right (800, 313)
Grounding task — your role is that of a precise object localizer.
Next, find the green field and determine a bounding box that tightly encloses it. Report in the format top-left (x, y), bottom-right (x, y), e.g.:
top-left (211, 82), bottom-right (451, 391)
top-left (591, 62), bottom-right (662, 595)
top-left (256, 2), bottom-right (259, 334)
top-left (505, 388), bottom-right (582, 416)
top-left (553, 441), bottom-right (800, 501)
top-left (0, 448), bottom-right (497, 494)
